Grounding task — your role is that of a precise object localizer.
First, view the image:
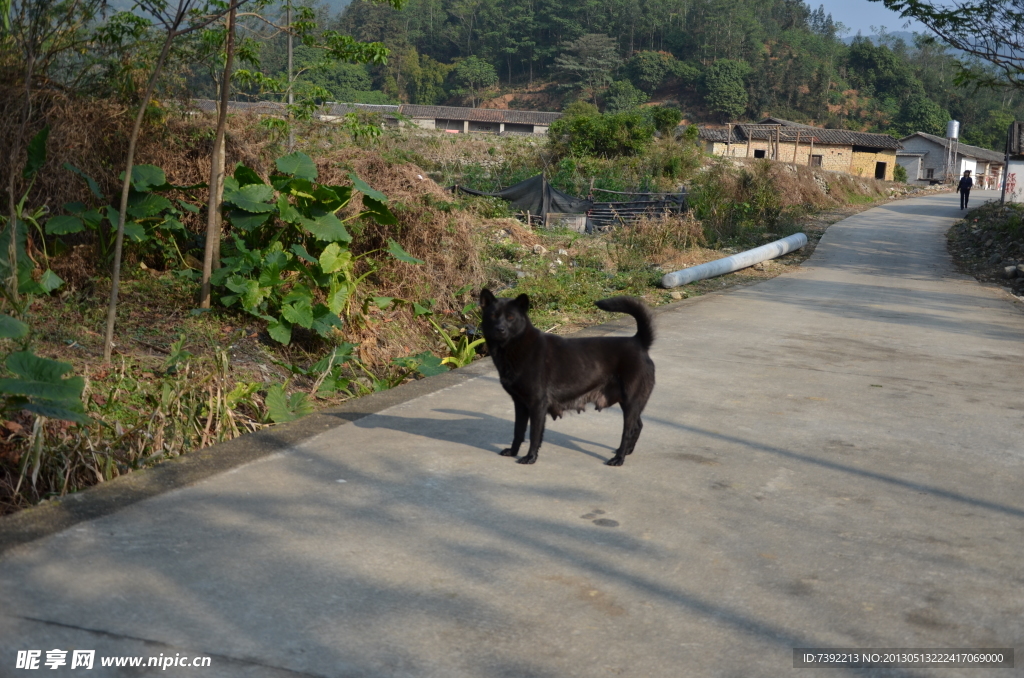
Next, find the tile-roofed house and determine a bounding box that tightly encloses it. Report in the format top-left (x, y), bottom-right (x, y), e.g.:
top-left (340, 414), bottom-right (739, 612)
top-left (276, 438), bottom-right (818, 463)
top-left (183, 99), bottom-right (560, 135)
top-left (699, 117), bottom-right (902, 180)
top-left (319, 103), bottom-right (401, 126)
top-left (187, 99), bottom-right (287, 116)
top-left (397, 105), bottom-right (561, 134)
top-left (898, 131), bottom-right (1004, 188)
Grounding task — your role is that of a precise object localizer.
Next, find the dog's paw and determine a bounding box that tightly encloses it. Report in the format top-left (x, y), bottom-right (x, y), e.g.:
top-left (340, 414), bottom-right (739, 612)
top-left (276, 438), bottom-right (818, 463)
top-left (605, 456), bottom-right (625, 467)
top-left (516, 455), bottom-right (537, 465)
top-left (499, 448), bottom-right (518, 457)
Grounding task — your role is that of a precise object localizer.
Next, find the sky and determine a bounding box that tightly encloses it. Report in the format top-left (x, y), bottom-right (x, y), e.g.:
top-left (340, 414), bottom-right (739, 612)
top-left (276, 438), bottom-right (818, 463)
top-left (811, 0), bottom-right (928, 38)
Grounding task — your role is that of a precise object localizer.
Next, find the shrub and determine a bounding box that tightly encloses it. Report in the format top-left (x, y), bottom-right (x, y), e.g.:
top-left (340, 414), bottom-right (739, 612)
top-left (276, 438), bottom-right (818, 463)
top-left (549, 110), bottom-right (656, 159)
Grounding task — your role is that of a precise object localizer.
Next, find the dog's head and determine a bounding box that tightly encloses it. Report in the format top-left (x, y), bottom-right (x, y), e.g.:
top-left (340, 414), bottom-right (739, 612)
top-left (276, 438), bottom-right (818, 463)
top-left (479, 289), bottom-right (531, 346)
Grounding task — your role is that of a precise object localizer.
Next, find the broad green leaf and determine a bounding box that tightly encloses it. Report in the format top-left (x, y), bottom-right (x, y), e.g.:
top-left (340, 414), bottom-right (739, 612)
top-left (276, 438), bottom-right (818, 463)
top-left (372, 296), bottom-right (394, 309)
top-left (228, 209), bottom-right (271, 231)
top-left (226, 277), bottom-right (269, 310)
top-left (267, 318), bottom-right (292, 345)
top-left (276, 151), bottom-right (318, 180)
top-left (127, 192), bottom-right (173, 218)
top-left (80, 209), bottom-right (104, 228)
top-left (45, 215), bottom-right (84, 235)
top-left (270, 174), bottom-right (293, 192)
top-left (6, 351), bottom-right (73, 381)
top-left (317, 376), bottom-right (349, 396)
top-left (39, 269), bottom-right (63, 293)
top-left (263, 247), bottom-right (290, 271)
top-left (130, 164), bottom-right (167, 192)
top-left (413, 352), bottom-right (449, 377)
top-left (224, 184), bottom-right (276, 213)
top-left (362, 196), bottom-right (398, 225)
top-left (160, 217), bottom-right (184, 231)
top-left (0, 314), bottom-right (29, 339)
top-left (225, 382), bottom-right (261, 409)
top-left (349, 172), bottom-right (387, 202)
top-left (234, 163), bottom-right (265, 187)
top-left (312, 186), bottom-right (343, 210)
top-left (412, 302), bottom-right (432, 317)
top-left (277, 194), bottom-right (301, 223)
top-left (123, 221), bottom-right (147, 242)
top-left (281, 297), bottom-right (314, 329)
top-left (311, 306), bottom-right (344, 338)
top-left (300, 210), bottom-right (351, 242)
top-left (311, 342), bottom-right (355, 373)
top-left (318, 242), bottom-right (352, 274)
top-left (394, 351), bottom-right (448, 377)
top-left (23, 126), bottom-right (49, 178)
top-left (290, 243), bottom-right (318, 264)
top-left (387, 239), bottom-right (424, 264)
top-left (63, 163), bottom-right (103, 199)
top-left (281, 286), bottom-right (312, 306)
top-left (327, 281), bottom-right (353, 315)
top-left (327, 185), bottom-right (353, 206)
top-left (178, 200), bottom-right (200, 213)
top-left (21, 400), bottom-right (90, 424)
top-left (287, 178), bottom-right (315, 199)
top-left (265, 383), bottom-right (314, 423)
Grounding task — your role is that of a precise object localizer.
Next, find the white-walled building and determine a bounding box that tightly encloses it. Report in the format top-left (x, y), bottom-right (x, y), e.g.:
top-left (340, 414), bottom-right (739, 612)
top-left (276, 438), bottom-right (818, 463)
top-left (897, 132), bottom-right (1004, 189)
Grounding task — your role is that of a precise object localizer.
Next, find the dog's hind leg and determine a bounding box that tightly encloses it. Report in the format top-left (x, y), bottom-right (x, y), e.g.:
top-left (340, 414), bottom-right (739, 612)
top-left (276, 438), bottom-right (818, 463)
top-left (500, 399), bottom-right (529, 457)
top-left (516, 404), bottom-right (547, 465)
top-left (607, 404), bottom-right (645, 466)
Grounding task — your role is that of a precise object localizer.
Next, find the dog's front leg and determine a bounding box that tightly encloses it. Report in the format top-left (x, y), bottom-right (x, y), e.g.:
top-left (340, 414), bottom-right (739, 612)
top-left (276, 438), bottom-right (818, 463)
top-left (500, 399), bottom-right (529, 457)
top-left (516, 404), bottom-right (547, 465)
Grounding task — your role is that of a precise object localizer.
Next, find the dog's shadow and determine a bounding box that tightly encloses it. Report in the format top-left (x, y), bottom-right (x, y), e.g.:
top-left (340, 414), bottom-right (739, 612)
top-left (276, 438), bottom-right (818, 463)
top-left (346, 407), bottom-right (617, 462)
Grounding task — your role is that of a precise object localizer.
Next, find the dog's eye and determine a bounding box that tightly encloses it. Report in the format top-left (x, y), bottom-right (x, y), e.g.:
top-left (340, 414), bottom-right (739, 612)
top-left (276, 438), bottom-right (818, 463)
top-left (506, 314), bottom-right (514, 321)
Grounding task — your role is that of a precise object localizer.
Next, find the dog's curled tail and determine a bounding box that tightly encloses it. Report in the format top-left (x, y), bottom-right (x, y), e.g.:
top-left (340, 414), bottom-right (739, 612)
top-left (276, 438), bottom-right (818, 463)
top-left (595, 297), bottom-right (655, 350)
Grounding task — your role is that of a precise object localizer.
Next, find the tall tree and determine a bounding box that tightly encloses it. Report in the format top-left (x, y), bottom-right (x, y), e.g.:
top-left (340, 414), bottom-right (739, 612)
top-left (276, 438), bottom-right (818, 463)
top-left (704, 59), bottom-right (749, 121)
top-left (104, 0), bottom-right (247, 362)
top-left (552, 33), bottom-right (620, 105)
top-left (451, 54), bottom-right (497, 106)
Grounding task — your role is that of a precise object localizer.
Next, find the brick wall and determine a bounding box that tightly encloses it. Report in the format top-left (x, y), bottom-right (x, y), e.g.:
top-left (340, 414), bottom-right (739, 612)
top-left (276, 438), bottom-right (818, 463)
top-left (706, 139), bottom-right (896, 180)
top-left (850, 149), bottom-right (897, 180)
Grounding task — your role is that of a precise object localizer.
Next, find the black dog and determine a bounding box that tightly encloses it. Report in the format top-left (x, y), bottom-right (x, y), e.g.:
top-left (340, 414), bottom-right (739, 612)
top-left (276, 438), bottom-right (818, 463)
top-left (479, 289), bottom-right (655, 466)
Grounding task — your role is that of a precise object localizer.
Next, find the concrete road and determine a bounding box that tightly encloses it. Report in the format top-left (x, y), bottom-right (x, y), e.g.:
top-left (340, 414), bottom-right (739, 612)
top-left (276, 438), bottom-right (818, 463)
top-left (1, 190), bottom-right (1022, 677)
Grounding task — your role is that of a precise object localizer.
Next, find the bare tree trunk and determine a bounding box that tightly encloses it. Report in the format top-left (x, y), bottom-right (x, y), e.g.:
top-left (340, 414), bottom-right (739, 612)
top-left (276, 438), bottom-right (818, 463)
top-left (6, 54), bottom-right (35, 306)
top-left (103, 30), bottom-right (178, 363)
top-left (199, 1), bottom-right (237, 309)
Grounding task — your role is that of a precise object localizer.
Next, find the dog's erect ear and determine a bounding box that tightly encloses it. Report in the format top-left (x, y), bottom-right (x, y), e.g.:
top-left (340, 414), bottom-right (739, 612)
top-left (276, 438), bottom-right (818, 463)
top-left (480, 288), bottom-right (495, 308)
top-left (514, 293), bottom-right (530, 312)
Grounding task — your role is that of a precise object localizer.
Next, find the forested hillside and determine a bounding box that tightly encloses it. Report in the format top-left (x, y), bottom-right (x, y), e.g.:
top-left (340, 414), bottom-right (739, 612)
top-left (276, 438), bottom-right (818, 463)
top-left (252, 0), bottom-right (1020, 149)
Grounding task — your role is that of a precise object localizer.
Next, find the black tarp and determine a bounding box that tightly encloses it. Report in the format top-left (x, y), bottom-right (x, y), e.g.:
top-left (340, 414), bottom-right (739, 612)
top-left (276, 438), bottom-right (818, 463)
top-left (454, 174), bottom-right (592, 217)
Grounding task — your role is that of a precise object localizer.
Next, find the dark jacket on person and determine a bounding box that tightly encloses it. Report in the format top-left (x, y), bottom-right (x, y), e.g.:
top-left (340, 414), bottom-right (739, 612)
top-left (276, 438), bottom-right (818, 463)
top-left (958, 176), bottom-right (974, 193)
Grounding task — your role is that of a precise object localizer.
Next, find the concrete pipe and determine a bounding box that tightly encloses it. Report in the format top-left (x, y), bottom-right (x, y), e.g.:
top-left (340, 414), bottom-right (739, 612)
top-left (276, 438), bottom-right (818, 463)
top-left (660, 232), bottom-right (808, 288)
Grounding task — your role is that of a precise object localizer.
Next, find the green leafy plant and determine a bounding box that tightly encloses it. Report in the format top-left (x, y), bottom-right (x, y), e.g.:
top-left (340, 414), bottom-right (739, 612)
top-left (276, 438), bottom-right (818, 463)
top-left (212, 151), bottom-right (422, 345)
top-left (272, 343), bottom-right (358, 398)
top-left (415, 301), bottom-right (483, 368)
top-left (392, 351), bottom-right (448, 377)
top-left (264, 383), bottom-right (315, 423)
top-left (46, 163), bottom-right (202, 269)
top-left (0, 129), bottom-right (88, 497)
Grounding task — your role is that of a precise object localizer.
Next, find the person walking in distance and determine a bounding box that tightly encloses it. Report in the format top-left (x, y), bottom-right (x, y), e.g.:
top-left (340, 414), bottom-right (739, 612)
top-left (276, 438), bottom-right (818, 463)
top-left (958, 169), bottom-right (973, 210)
